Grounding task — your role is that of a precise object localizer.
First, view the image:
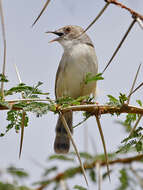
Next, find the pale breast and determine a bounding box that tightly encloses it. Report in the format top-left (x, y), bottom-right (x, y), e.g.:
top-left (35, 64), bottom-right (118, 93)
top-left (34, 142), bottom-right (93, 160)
top-left (55, 43), bottom-right (98, 99)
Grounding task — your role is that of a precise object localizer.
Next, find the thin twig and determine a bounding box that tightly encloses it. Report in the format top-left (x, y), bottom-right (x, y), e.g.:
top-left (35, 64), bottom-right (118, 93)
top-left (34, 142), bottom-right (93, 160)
top-left (102, 19), bottom-right (136, 73)
top-left (32, 0), bottom-right (51, 27)
top-left (0, 0), bottom-right (7, 99)
top-left (60, 112), bottom-right (88, 187)
top-left (83, 2), bottom-right (110, 33)
top-left (95, 115), bottom-right (110, 181)
top-left (127, 64), bottom-right (141, 104)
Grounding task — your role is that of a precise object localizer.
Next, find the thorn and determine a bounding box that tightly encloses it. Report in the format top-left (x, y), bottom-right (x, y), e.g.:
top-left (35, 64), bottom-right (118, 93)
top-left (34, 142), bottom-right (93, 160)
top-left (83, 2), bottom-right (110, 34)
top-left (102, 19), bottom-right (136, 74)
top-left (60, 112), bottom-right (89, 187)
top-left (127, 63), bottom-right (141, 104)
top-left (95, 115), bottom-right (111, 182)
top-left (19, 111), bottom-right (26, 159)
top-left (32, 0), bottom-right (51, 27)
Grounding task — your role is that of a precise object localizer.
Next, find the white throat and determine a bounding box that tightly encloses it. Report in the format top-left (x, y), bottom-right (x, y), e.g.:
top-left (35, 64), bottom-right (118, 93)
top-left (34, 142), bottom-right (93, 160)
top-left (59, 39), bottom-right (80, 51)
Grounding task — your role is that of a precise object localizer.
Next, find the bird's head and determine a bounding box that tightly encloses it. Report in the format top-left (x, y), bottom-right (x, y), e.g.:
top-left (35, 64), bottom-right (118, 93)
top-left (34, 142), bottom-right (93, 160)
top-left (46, 25), bottom-right (93, 49)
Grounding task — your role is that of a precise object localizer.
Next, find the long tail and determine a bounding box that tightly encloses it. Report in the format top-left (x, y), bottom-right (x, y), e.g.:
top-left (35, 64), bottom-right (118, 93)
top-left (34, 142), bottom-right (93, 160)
top-left (54, 111), bottom-right (73, 154)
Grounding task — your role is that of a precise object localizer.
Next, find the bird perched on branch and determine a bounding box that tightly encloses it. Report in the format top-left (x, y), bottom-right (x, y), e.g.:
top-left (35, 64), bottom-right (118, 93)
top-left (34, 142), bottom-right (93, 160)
top-left (47, 25), bottom-right (98, 154)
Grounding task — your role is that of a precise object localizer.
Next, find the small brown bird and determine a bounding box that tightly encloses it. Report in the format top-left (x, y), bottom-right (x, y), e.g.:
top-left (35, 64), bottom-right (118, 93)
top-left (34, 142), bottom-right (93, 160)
top-left (48, 25), bottom-right (98, 154)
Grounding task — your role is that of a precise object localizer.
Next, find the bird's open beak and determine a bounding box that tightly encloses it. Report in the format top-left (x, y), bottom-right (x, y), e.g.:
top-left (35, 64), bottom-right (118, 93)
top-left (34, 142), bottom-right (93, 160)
top-left (46, 31), bottom-right (64, 43)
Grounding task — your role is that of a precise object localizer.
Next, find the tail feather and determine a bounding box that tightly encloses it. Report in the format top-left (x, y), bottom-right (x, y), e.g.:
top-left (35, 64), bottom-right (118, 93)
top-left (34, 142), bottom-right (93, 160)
top-left (54, 111), bottom-right (73, 154)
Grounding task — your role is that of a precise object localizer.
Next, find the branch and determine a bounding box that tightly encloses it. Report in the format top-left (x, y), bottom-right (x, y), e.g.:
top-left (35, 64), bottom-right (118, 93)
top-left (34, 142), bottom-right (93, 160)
top-left (62, 104), bottom-right (143, 115)
top-left (37, 154), bottom-right (143, 190)
top-left (105, 0), bottom-right (143, 20)
top-left (1, 102), bottom-right (143, 115)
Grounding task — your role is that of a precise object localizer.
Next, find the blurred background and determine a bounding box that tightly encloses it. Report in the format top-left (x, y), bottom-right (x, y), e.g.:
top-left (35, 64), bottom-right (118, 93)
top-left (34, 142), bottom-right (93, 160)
top-left (0, 0), bottom-right (143, 189)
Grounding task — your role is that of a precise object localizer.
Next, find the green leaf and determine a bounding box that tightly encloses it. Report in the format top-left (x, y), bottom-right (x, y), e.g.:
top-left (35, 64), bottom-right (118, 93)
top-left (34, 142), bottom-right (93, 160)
top-left (7, 166), bottom-right (29, 178)
top-left (119, 93), bottom-right (128, 105)
top-left (0, 100), bottom-right (11, 108)
top-left (0, 74), bottom-right (9, 82)
top-left (43, 166), bottom-right (57, 176)
top-left (135, 141), bottom-right (143, 153)
top-left (107, 95), bottom-right (120, 106)
top-left (57, 96), bottom-right (90, 108)
top-left (136, 99), bottom-right (142, 107)
top-left (116, 168), bottom-right (128, 190)
top-left (85, 73), bottom-right (104, 84)
top-left (74, 185), bottom-right (87, 190)
top-left (89, 169), bottom-right (96, 182)
top-left (0, 183), bottom-right (32, 190)
top-left (107, 93), bottom-right (127, 107)
top-left (116, 140), bottom-right (137, 154)
top-left (0, 110), bottom-right (29, 136)
top-left (5, 82), bottom-right (49, 98)
top-left (63, 167), bottom-right (78, 179)
top-left (122, 127), bottom-right (143, 143)
top-left (79, 152), bottom-right (93, 160)
top-left (0, 183), bottom-right (15, 190)
top-left (124, 113), bottom-right (137, 126)
top-left (48, 154), bottom-right (74, 162)
top-left (69, 152), bottom-right (93, 160)
top-left (24, 102), bottom-right (55, 116)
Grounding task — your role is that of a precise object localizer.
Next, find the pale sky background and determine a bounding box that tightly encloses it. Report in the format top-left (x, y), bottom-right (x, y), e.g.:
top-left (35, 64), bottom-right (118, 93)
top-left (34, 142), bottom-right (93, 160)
top-left (0, 0), bottom-right (143, 189)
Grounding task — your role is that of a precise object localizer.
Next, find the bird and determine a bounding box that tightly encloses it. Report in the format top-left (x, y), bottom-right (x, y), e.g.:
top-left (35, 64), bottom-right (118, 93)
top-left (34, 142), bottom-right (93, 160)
top-left (47, 25), bottom-right (98, 154)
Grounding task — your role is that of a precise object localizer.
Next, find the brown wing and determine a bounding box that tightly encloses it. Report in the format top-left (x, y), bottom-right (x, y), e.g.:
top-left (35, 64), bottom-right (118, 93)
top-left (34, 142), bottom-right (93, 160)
top-left (55, 54), bottom-right (65, 99)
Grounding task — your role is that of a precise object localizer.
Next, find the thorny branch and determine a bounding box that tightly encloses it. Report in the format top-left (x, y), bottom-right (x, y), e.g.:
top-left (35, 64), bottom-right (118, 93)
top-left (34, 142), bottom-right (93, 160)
top-left (36, 154), bottom-right (143, 190)
top-left (62, 104), bottom-right (143, 115)
top-left (1, 102), bottom-right (143, 115)
top-left (105, 0), bottom-right (143, 21)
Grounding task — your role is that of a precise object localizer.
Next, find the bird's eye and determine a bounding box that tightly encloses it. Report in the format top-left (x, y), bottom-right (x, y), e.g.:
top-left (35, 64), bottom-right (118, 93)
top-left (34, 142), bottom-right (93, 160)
top-left (65, 27), bottom-right (71, 33)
